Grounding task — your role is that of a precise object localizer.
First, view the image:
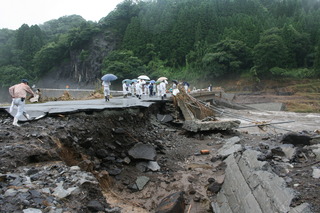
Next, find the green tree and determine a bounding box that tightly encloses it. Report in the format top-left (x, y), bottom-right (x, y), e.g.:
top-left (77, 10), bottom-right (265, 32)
top-left (202, 39), bottom-right (252, 78)
top-left (313, 42), bottom-right (320, 76)
top-left (102, 50), bottom-right (145, 79)
top-left (33, 42), bottom-right (66, 77)
top-left (0, 65), bottom-right (29, 87)
top-left (101, 0), bottom-right (142, 44)
top-left (67, 22), bottom-right (100, 50)
top-left (15, 24), bottom-right (44, 70)
top-left (122, 16), bottom-right (148, 57)
top-left (40, 15), bottom-right (87, 41)
top-left (0, 29), bottom-right (16, 67)
top-left (281, 24), bottom-right (310, 68)
top-left (253, 29), bottom-right (289, 77)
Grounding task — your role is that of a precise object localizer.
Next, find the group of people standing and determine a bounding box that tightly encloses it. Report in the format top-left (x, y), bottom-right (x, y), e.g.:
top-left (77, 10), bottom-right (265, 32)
top-left (121, 79), bottom-right (168, 100)
top-left (102, 78), bottom-right (192, 102)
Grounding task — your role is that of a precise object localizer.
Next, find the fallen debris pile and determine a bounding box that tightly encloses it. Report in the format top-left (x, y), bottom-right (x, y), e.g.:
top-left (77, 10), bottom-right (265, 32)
top-left (0, 163), bottom-right (113, 212)
top-left (173, 85), bottom-right (240, 132)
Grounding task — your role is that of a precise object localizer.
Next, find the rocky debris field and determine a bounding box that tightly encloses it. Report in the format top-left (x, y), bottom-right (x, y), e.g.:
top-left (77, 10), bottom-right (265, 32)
top-left (0, 101), bottom-right (320, 213)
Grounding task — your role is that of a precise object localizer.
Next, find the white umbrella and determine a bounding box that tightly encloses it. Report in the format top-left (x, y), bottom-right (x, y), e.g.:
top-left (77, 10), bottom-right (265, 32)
top-left (157, 77), bottom-right (167, 82)
top-left (138, 75), bottom-right (150, 80)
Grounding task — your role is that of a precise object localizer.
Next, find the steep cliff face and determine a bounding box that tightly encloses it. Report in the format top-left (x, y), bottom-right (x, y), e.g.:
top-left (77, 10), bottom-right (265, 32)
top-left (37, 32), bottom-right (117, 89)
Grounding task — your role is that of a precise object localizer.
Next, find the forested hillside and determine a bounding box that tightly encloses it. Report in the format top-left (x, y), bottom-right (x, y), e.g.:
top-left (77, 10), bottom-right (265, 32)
top-left (1, 0), bottom-right (320, 88)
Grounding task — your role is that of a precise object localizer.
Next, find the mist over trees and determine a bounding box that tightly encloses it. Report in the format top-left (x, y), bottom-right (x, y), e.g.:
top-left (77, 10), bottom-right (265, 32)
top-left (1, 0), bottom-right (320, 87)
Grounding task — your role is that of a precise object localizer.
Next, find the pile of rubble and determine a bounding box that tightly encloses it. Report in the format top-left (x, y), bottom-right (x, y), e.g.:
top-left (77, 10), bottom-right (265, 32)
top-left (0, 163), bottom-right (116, 212)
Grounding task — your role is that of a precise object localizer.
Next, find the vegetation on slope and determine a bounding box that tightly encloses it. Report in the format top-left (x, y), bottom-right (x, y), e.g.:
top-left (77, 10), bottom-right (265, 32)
top-left (0, 0), bottom-right (319, 98)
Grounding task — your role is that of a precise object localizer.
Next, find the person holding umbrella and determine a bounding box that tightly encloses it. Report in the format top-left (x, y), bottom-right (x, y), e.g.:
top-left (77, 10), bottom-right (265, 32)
top-left (102, 81), bottom-right (111, 101)
top-left (101, 74), bottom-right (117, 101)
top-left (8, 79), bottom-right (35, 127)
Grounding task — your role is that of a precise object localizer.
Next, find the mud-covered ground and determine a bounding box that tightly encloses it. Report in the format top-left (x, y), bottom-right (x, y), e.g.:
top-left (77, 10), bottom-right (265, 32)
top-left (0, 99), bottom-right (320, 212)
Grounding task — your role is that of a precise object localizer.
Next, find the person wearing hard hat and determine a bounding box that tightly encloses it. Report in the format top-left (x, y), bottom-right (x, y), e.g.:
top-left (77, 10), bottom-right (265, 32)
top-left (8, 79), bottom-right (35, 127)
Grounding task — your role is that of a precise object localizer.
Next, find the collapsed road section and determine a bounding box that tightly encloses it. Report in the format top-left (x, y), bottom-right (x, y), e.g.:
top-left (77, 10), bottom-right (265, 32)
top-left (0, 92), bottom-right (319, 212)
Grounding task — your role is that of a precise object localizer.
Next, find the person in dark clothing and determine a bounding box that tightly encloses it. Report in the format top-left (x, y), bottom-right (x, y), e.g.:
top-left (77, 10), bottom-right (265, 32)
top-left (149, 83), bottom-right (154, 96)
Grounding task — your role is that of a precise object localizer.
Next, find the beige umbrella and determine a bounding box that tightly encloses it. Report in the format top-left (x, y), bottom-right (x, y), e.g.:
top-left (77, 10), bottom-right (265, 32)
top-left (157, 77), bottom-right (168, 82)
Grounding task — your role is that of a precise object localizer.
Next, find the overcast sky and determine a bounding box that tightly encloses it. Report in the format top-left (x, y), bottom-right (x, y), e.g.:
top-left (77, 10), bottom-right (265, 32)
top-left (0, 0), bottom-right (124, 30)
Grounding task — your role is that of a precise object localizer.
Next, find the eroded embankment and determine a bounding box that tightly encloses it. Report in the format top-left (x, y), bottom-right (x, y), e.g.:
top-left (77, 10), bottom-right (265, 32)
top-left (0, 103), bottom-right (175, 212)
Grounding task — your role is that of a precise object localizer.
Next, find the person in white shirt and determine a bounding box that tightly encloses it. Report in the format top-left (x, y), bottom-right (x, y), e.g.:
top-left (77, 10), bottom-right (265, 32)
top-left (131, 82), bottom-right (136, 97)
top-left (102, 81), bottom-right (111, 101)
top-left (127, 83), bottom-right (132, 96)
top-left (183, 82), bottom-right (189, 93)
top-left (159, 81), bottom-right (167, 100)
top-left (135, 81), bottom-right (142, 99)
top-left (157, 83), bottom-right (160, 96)
top-left (8, 79), bottom-right (35, 127)
top-left (122, 82), bottom-right (128, 98)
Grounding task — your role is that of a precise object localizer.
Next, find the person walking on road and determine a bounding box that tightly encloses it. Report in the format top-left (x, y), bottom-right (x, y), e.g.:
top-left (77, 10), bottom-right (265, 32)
top-left (102, 80), bottom-right (111, 101)
top-left (149, 83), bottom-right (154, 97)
top-left (135, 80), bottom-right (143, 99)
top-left (122, 82), bottom-right (128, 98)
top-left (159, 80), bottom-right (167, 100)
top-left (8, 79), bottom-right (35, 127)
top-left (131, 82), bottom-right (136, 97)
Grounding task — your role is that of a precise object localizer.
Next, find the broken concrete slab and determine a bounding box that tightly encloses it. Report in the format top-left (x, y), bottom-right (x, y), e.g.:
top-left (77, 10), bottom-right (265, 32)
top-left (128, 143), bottom-right (157, 161)
top-left (217, 136), bottom-right (243, 158)
top-left (212, 150), bottom-right (303, 213)
top-left (309, 144), bottom-right (320, 160)
top-left (271, 144), bottom-right (297, 161)
top-left (135, 176), bottom-right (150, 191)
top-left (53, 181), bottom-right (78, 199)
top-left (22, 208), bottom-right (42, 213)
top-left (147, 161), bottom-right (160, 171)
top-left (157, 114), bottom-right (173, 123)
top-left (182, 119), bottom-right (240, 132)
top-left (1, 97), bottom-right (161, 122)
top-left (280, 144), bottom-right (297, 161)
top-left (312, 166), bottom-right (320, 179)
top-left (289, 203), bottom-right (312, 213)
top-left (135, 161), bottom-right (160, 172)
